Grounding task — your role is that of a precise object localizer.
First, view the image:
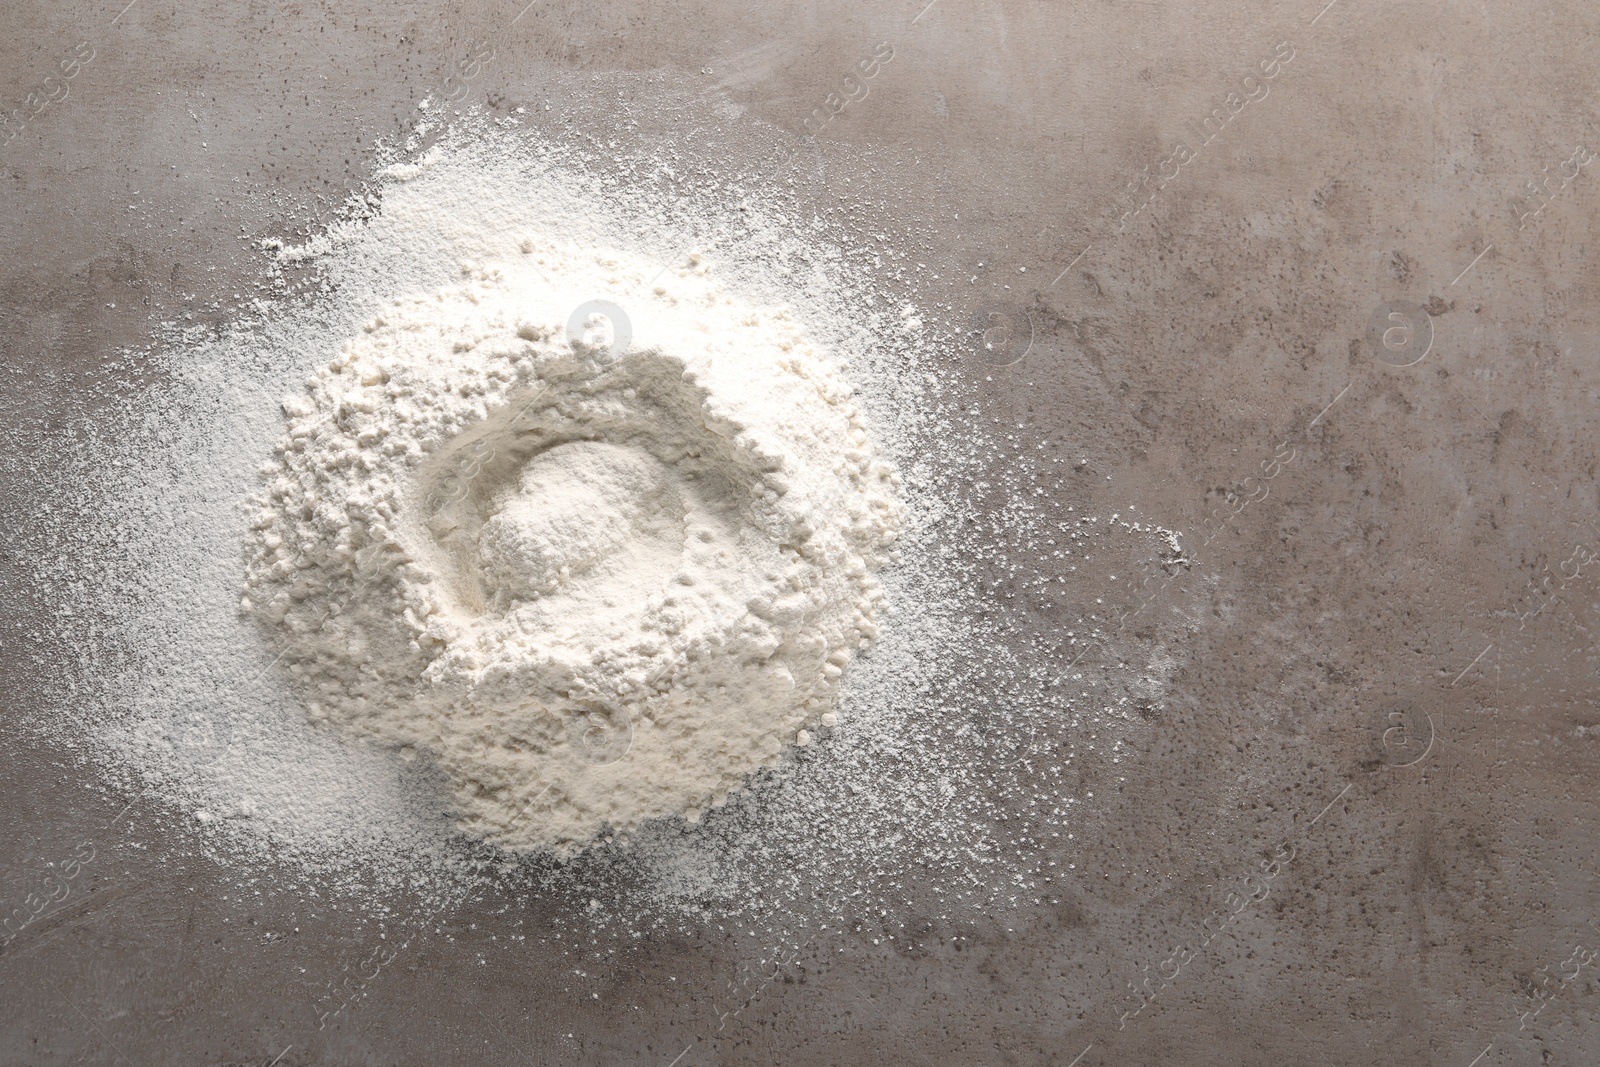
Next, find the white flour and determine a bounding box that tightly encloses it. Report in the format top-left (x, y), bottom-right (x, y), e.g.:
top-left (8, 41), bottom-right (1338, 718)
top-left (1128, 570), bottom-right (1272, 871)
top-left (242, 238), bottom-right (903, 851)
top-left (24, 113), bottom-right (1174, 953)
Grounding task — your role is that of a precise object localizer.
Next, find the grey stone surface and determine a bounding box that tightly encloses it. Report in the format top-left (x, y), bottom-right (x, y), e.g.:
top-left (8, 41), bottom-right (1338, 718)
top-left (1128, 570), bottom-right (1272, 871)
top-left (4, 0), bottom-right (1600, 1064)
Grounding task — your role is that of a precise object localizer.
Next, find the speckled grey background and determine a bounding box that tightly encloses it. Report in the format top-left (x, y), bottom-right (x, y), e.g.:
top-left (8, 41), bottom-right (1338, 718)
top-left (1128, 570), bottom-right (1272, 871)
top-left (4, 1), bottom-right (1600, 1064)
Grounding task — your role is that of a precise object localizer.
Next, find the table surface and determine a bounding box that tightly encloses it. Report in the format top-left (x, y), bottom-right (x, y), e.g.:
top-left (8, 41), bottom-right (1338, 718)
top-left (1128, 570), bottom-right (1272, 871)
top-left (4, 1), bottom-right (1600, 1064)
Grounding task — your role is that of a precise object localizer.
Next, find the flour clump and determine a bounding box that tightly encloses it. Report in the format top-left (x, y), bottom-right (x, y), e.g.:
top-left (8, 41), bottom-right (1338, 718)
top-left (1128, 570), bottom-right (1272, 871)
top-left (241, 236), bottom-right (904, 852)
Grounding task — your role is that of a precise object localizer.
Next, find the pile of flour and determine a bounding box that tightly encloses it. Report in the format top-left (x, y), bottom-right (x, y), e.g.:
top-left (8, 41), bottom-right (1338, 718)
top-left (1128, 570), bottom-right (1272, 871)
top-left (242, 238), bottom-right (904, 852)
top-left (29, 115), bottom-right (1145, 941)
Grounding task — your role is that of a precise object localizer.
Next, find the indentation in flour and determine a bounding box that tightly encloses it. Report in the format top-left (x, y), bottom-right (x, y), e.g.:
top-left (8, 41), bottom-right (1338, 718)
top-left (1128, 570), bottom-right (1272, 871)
top-left (242, 239), bottom-right (905, 853)
top-left (474, 441), bottom-right (683, 606)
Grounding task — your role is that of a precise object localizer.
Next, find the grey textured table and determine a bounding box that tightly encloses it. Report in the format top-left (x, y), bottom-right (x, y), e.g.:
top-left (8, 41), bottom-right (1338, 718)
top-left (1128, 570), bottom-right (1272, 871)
top-left (4, 1), bottom-right (1600, 1064)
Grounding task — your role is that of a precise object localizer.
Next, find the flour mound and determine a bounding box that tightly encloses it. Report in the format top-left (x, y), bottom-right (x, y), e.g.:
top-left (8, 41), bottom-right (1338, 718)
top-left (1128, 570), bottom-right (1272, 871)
top-left (241, 237), bottom-right (904, 852)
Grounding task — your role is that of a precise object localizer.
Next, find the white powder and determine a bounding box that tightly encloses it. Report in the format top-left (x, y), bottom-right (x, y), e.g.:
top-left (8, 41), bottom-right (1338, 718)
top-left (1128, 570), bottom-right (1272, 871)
top-left (23, 112), bottom-right (1178, 954)
top-left (242, 238), bottom-right (903, 851)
